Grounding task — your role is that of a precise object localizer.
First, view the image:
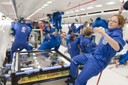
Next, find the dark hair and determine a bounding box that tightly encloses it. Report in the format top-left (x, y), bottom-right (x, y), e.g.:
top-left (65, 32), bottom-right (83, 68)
top-left (69, 34), bottom-right (77, 42)
top-left (68, 29), bottom-right (73, 34)
top-left (83, 27), bottom-right (93, 36)
top-left (84, 21), bottom-right (88, 26)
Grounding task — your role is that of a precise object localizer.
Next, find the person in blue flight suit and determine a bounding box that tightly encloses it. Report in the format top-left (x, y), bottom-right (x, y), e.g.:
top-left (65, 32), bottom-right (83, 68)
top-left (38, 30), bottom-right (65, 51)
top-left (70, 23), bottom-right (77, 33)
top-left (75, 21), bottom-right (88, 33)
top-left (26, 20), bottom-right (33, 30)
top-left (43, 21), bottom-right (51, 36)
top-left (47, 14), bottom-right (53, 23)
top-left (79, 27), bottom-right (97, 54)
top-left (10, 18), bottom-right (33, 62)
top-left (66, 27), bottom-right (96, 84)
top-left (52, 11), bottom-right (64, 32)
top-left (66, 29), bottom-right (74, 47)
top-left (71, 14), bottom-right (126, 85)
top-left (67, 34), bottom-right (80, 58)
top-left (92, 17), bottom-right (108, 29)
top-left (67, 15), bottom-right (125, 85)
top-left (43, 27), bottom-right (59, 43)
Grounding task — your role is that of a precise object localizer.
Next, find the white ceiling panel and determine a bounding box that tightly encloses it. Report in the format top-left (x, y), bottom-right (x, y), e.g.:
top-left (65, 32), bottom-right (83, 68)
top-left (0, 0), bottom-right (127, 22)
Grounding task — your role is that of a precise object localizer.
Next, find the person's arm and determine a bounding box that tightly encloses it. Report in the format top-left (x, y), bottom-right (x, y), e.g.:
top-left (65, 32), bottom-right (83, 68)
top-left (93, 27), bottom-right (120, 51)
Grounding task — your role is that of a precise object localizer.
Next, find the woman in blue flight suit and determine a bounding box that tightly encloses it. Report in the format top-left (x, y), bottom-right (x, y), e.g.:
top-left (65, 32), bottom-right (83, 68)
top-left (67, 34), bottom-right (80, 58)
top-left (79, 27), bottom-right (96, 54)
top-left (10, 19), bottom-right (33, 62)
top-left (72, 14), bottom-right (126, 85)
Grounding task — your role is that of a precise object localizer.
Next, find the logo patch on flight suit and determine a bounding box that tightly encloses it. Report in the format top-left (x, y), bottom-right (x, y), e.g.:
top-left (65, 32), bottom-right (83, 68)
top-left (102, 38), bottom-right (107, 45)
top-left (21, 27), bottom-right (26, 33)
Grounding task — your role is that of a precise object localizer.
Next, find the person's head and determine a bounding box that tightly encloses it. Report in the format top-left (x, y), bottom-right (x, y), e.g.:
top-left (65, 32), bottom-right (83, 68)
top-left (108, 14), bottom-right (125, 29)
top-left (47, 14), bottom-right (51, 18)
top-left (60, 32), bottom-right (66, 39)
top-left (83, 27), bottom-right (93, 36)
top-left (68, 29), bottom-right (73, 34)
top-left (69, 34), bottom-right (77, 42)
top-left (84, 21), bottom-right (88, 26)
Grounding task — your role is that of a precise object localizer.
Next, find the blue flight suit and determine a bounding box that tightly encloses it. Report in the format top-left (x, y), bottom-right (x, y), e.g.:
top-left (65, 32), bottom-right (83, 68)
top-left (44, 23), bottom-right (51, 35)
top-left (38, 34), bottom-right (61, 51)
top-left (66, 34), bottom-right (72, 47)
top-left (70, 23), bottom-right (77, 33)
top-left (68, 37), bottom-right (80, 58)
top-left (26, 22), bottom-right (33, 30)
top-left (73, 28), bottom-right (125, 85)
top-left (10, 20), bottom-right (32, 61)
top-left (92, 17), bottom-right (108, 29)
top-left (69, 34), bottom-right (96, 78)
top-left (43, 28), bottom-right (57, 43)
top-left (55, 34), bottom-right (62, 50)
top-left (52, 11), bottom-right (62, 31)
top-left (119, 50), bottom-right (128, 64)
top-left (75, 25), bottom-right (84, 33)
top-left (11, 22), bottom-right (16, 36)
top-left (79, 35), bottom-right (96, 53)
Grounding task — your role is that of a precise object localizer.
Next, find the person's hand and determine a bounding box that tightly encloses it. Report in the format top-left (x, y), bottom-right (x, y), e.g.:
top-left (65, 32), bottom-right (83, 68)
top-left (52, 31), bottom-right (57, 35)
top-left (80, 28), bottom-right (83, 34)
top-left (93, 27), bottom-right (106, 36)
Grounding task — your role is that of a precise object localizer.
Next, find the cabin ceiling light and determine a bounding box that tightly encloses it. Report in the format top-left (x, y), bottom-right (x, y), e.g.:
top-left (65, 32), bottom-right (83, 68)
top-left (44, 4), bottom-right (48, 7)
top-left (66, 12), bottom-right (70, 14)
top-left (47, 1), bottom-right (53, 4)
top-left (75, 10), bottom-right (79, 12)
top-left (95, 5), bottom-right (103, 7)
top-left (87, 7), bottom-right (93, 9)
top-left (70, 11), bottom-right (74, 13)
top-left (106, 2), bottom-right (115, 5)
top-left (80, 8), bottom-right (85, 11)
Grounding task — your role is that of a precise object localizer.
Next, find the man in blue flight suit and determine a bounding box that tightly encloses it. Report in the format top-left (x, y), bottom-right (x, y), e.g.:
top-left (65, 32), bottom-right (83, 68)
top-left (10, 18), bottom-right (33, 62)
top-left (73, 14), bottom-right (126, 85)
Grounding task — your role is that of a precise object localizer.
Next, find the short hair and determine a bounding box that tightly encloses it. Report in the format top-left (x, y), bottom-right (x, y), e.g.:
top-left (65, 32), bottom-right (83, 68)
top-left (83, 27), bottom-right (93, 36)
top-left (69, 34), bottom-right (77, 42)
